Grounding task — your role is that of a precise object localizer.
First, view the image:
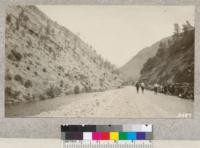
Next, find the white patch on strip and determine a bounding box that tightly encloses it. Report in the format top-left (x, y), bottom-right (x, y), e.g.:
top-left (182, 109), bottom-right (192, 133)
top-left (83, 132), bottom-right (92, 140)
top-left (123, 124), bottom-right (152, 132)
top-left (142, 124), bottom-right (153, 132)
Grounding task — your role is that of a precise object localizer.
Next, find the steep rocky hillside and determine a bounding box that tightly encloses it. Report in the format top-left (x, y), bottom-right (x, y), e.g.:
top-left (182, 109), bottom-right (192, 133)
top-left (139, 29), bottom-right (194, 85)
top-left (5, 6), bottom-right (122, 104)
top-left (120, 37), bottom-right (170, 82)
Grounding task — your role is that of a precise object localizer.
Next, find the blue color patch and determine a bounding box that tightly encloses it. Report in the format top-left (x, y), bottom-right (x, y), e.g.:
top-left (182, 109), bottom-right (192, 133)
top-left (127, 132), bottom-right (136, 140)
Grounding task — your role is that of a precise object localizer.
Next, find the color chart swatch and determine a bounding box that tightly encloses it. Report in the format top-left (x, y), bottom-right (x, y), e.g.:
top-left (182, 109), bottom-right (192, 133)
top-left (61, 124), bottom-right (153, 141)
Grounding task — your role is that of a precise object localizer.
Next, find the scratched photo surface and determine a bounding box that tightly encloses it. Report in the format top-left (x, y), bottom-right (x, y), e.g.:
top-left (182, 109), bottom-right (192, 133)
top-left (5, 5), bottom-right (194, 118)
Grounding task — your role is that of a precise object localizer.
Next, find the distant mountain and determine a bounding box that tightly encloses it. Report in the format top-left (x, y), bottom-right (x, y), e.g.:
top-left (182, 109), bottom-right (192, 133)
top-left (5, 6), bottom-right (122, 104)
top-left (120, 37), bottom-right (170, 82)
top-left (140, 29), bottom-right (194, 85)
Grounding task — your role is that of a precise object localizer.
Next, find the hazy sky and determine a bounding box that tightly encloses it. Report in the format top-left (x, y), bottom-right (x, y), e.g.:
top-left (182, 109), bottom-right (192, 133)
top-left (37, 5), bottom-right (194, 67)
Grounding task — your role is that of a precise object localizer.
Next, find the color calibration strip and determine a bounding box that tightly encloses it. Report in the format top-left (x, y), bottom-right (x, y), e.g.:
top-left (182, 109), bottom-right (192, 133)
top-left (61, 124), bottom-right (153, 141)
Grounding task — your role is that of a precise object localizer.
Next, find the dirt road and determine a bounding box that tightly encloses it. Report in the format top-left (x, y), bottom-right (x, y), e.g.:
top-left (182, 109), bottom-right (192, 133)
top-left (5, 86), bottom-right (193, 118)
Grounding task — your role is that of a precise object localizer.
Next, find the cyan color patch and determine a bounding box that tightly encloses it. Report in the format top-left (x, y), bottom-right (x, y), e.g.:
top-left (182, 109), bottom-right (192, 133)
top-left (127, 132), bottom-right (136, 140)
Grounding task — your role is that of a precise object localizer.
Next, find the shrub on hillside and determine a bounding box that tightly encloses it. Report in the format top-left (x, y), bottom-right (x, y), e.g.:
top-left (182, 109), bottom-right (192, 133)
top-left (24, 80), bottom-right (32, 88)
top-left (39, 94), bottom-right (47, 100)
top-left (5, 87), bottom-right (21, 99)
top-left (46, 85), bottom-right (61, 98)
top-left (65, 73), bottom-right (69, 77)
top-left (11, 50), bottom-right (22, 61)
top-left (74, 85), bottom-right (80, 94)
top-left (5, 73), bottom-right (12, 81)
top-left (14, 74), bottom-right (23, 85)
top-left (42, 68), bottom-right (46, 72)
top-left (58, 66), bottom-right (64, 72)
top-left (6, 14), bottom-right (11, 24)
top-left (7, 54), bottom-right (15, 61)
top-left (5, 87), bottom-right (12, 98)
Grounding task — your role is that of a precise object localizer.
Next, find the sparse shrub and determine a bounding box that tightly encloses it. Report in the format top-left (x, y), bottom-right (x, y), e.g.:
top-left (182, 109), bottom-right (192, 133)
top-left (34, 72), bottom-right (38, 76)
top-left (5, 74), bottom-right (12, 81)
top-left (24, 80), bottom-right (32, 88)
top-left (85, 86), bottom-right (92, 93)
top-left (5, 87), bottom-right (21, 99)
top-left (42, 68), bottom-right (46, 72)
top-left (26, 66), bottom-right (30, 70)
top-left (46, 85), bottom-right (61, 98)
top-left (7, 50), bottom-right (22, 62)
top-left (13, 90), bottom-right (21, 99)
top-left (58, 66), bottom-right (64, 71)
top-left (11, 50), bottom-right (22, 61)
top-left (7, 54), bottom-right (14, 61)
top-left (6, 14), bottom-right (11, 24)
top-left (65, 73), bottom-right (69, 77)
top-left (23, 15), bottom-right (29, 22)
top-left (39, 94), bottom-right (47, 100)
top-left (14, 74), bottom-right (23, 85)
top-left (5, 87), bottom-right (12, 97)
top-left (28, 29), bottom-right (34, 35)
top-left (74, 85), bottom-right (80, 94)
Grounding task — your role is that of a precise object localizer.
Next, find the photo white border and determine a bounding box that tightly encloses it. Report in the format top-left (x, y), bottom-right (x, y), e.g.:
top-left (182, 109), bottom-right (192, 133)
top-left (0, 0), bottom-right (199, 139)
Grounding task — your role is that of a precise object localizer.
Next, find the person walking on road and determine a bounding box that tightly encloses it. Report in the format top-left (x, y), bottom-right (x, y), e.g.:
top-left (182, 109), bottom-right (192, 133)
top-left (141, 82), bottom-right (145, 94)
top-left (154, 83), bottom-right (159, 95)
top-left (135, 82), bottom-right (140, 94)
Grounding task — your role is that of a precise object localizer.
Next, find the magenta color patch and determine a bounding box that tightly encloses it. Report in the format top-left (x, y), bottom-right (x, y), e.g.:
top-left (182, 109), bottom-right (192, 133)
top-left (92, 132), bottom-right (101, 140)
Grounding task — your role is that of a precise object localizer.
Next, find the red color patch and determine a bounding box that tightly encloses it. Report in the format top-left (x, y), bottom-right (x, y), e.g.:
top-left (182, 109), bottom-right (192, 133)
top-left (101, 132), bottom-right (109, 140)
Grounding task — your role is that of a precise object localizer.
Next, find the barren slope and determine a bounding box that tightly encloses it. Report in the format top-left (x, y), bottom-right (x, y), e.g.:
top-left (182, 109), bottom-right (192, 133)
top-left (5, 6), bottom-right (122, 104)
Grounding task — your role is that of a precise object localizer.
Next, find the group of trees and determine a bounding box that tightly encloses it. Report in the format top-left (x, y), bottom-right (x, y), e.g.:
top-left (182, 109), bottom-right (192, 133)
top-left (154, 21), bottom-right (194, 57)
top-left (173, 21), bottom-right (194, 39)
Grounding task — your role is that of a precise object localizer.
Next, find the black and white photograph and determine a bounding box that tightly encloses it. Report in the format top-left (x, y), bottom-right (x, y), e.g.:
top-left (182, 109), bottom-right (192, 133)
top-left (5, 5), bottom-right (194, 118)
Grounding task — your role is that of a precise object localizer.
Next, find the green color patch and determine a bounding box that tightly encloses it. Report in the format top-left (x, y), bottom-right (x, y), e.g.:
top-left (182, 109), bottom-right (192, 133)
top-left (119, 132), bottom-right (127, 140)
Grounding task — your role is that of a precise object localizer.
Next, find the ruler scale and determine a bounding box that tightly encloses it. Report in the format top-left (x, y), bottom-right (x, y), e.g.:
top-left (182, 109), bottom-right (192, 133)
top-left (61, 124), bottom-right (152, 148)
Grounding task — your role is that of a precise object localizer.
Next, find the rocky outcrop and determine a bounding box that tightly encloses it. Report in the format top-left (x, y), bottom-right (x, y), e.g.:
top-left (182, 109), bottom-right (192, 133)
top-left (5, 6), bottom-right (122, 104)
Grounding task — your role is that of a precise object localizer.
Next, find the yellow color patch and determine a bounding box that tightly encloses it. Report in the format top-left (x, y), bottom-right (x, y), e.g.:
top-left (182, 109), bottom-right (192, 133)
top-left (110, 132), bottom-right (119, 140)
